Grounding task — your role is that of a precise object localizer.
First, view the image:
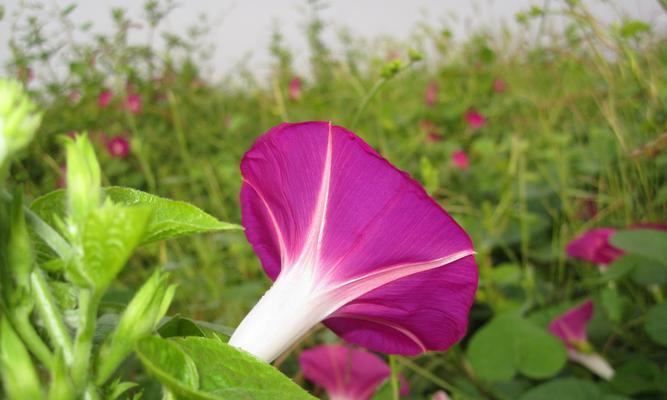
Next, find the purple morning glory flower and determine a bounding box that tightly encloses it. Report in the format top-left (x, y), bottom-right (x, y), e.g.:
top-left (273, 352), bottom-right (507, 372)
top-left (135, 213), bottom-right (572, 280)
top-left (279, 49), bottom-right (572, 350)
top-left (300, 344), bottom-right (408, 400)
top-left (566, 228), bottom-right (624, 267)
top-left (548, 300), bottom-right (614, 380)
top-left (228, 122), bottom-right (478, 362)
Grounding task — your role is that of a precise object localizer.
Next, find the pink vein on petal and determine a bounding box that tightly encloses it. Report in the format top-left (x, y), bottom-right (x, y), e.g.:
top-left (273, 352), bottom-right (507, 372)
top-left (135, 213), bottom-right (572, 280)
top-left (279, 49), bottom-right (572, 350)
top-left (331, 313), bottom-right (428, 353)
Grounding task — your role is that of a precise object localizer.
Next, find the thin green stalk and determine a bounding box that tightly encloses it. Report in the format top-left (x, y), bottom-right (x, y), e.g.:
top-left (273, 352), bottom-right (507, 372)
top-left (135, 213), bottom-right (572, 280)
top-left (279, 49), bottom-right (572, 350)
top-left (350, 78), bottom-right (388, 130)
top-left (397, 357), bottom-right (469, 399)
top-left (72, 289), bottom-right (101, 392)
top-left (31, 270), bottom-right (74, 364)
top-left (8, 310), bottom-right (54, 369)
top-left (389, 355), bottom-right (399, 400)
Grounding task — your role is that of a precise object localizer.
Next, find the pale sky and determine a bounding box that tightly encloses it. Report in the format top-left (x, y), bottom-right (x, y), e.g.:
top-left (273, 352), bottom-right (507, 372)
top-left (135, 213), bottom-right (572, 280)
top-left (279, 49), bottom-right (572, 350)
top-left (1, 0), bottom-right (664, 80)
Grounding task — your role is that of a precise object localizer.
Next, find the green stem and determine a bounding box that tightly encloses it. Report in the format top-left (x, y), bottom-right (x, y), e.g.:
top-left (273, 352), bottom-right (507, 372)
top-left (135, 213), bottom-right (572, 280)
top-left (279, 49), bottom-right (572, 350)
top-left (72, 289), bottom-right (101, 392)
top-left (8, 310), bottom-right (54, 369)
top-left (24, 207), bottom-right (72, 260)
top-left (389, 355), bottom-right (400, 400)
top-left (31, 270), bottom-right (74, 364)
top-left (397, 357), bottom-right (468, 398)
top-left (350, 78), bottom-right (388, 130)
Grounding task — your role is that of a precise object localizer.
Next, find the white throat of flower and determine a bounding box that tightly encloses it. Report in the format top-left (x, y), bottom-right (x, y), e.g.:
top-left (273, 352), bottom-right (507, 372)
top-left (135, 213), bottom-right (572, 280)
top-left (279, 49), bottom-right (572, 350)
top-left (568, 350), bottom-right (614, 380)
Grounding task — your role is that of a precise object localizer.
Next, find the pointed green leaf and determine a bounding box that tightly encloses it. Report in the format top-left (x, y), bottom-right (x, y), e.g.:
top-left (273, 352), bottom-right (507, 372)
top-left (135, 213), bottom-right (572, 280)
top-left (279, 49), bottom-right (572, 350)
top-left (610, 229), bottom-right (667, 266)
top-left (30, 187), bottom-right (240, 246)
top-left (73, 203), bottom-right (150, 289)
top-left (136, 337), bottom-right (314, 399)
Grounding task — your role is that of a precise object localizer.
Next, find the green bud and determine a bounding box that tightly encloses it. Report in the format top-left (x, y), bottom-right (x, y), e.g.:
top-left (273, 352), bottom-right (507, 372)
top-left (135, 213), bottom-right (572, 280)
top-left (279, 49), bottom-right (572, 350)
top-left (95, 269), bottom-right (176, 384)
top-left (0, 79), bottom-right (41, 173)
top-left (65, 135), bottom-right (101, 225)
top-left (408, 48), bottom-right (424, 62)
top-left (380, 59), bottom-right (404, 79)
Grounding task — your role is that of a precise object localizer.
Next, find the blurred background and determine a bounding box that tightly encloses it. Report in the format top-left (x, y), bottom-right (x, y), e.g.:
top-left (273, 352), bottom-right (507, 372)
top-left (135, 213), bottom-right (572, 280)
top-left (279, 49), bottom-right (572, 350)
top-left (2, 0), bottom-right (667, 398)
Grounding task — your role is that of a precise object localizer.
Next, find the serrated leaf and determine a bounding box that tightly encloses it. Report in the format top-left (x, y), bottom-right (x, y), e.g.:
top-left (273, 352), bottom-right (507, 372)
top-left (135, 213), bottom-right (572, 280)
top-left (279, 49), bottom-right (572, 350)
top-left (30, 187), bottom-right (240, 246)
top-left (645, 303), bottom-right (667, 347)
top-left (75, 204), bottom-right (150, 289)
top-left (467, 313), bottom-right (567, 382)
top-left (136, 337), bottom-right (314, 400)
top-left (610, 229), bottom-right (667, 266)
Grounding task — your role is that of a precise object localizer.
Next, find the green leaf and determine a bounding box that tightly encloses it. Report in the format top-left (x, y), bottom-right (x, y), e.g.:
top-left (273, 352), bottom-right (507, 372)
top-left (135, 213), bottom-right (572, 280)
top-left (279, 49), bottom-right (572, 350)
top-left (135, 336), bottom-right (200, 396)
top-left (73, 203), bottom-right (150, 289)
top-left (610, 229), bottom-right (667, 266)
top-left (518, 378), bottom-right (630, 400)
top-left (645, 303), bottom-right (667, 347)
top-left (159, 316), bottom-right (232, 341)
top-left (610, 358), bottom-right (664, 395)
top-left (30, 187), bottom-right (241, 245)
top-left (0, 317), bottom-right (43, 400)
top-left (467, 313), bottom-right (567, 381)
top-left (136, 336), bottom-right (314, 399)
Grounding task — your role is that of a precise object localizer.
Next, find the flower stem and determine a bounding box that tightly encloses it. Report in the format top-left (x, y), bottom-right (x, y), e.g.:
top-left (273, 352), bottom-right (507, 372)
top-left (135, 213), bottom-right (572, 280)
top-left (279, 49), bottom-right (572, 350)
top-left (7, 310), bottom-right (54, 369)
top-left (31, 269), bottom-right (74, 364)
top-left (72, 288), bottom-right (101, 392)
top-left (389, 355), bottom-right (400, 400)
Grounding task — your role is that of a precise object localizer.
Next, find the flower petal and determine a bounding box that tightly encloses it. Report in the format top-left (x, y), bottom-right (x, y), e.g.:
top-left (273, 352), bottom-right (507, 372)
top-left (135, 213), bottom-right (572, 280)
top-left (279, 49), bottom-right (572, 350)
top-left (299, 344), bottom-right (404, 400)
top-left (548, 299), bottom-right (593, 349)
top-left (325, 256), bottom-right (477, 354)
top-left (566, 228), bottom-right (624, 266)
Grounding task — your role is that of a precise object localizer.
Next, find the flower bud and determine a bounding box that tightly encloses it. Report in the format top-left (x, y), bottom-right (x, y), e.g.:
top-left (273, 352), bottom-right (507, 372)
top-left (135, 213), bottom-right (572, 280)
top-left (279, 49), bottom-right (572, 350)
top-left (65, 134), bottom-right (101, 224)
top-left (96, 269), bottom-right (176, 383)
top-left (0, 79), bottom-right (41, 171)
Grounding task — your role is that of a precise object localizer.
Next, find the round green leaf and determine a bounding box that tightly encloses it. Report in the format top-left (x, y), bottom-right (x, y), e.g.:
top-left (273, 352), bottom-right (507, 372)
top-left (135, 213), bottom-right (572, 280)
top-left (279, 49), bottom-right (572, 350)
top-left (645, 303), bottom-right (667, 347)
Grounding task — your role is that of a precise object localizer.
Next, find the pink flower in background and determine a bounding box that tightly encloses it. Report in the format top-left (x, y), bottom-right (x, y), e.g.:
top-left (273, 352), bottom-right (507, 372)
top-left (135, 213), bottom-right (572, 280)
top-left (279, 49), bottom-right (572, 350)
top-left (124, 94), bottom-right (142, 114)
top-left (576, 198), bottom-right (598, 221)
top-left (300, 345), bottom-right (409, 400)
top-left (424, 81), bottom-right (438, 106)
top-left (289, 77), bottom-right (302, 101)
top-left (68, 89), bottom-right (81, 103)
top-left (420, 120), bottom-right (443, 142)
top-left (549, 300), bottom-right (614, 380)
top-left (98, 90), bottom-right (113, 108)
top-left (465, 110), bottom-right (485, 129)
top-left (432, 391), bottom-right (451, 400)
top-left (566, 228), bottom-right (623, 267)
top-left (228, 122), bottom-right (478, 362)
top-left (106, 135), bottom-right (130, 158)
top-left (493, 78), bottom-right (507, 93)
top-left (452, 150), bottom-right (470, 171)
top-left (629, 222), bottom-right (667, 231)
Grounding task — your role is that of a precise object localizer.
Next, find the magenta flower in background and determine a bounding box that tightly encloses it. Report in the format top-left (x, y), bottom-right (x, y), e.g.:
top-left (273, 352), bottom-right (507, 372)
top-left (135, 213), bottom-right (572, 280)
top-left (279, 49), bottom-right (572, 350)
top-left (465, 110), bottom-right (485, 129)
top-left (124, 93), bottom-right (142, 114)
top-left (424, 81), bottom-right (438, 106)
top-left (98, 90), bottom-right (113, 108)
top-left (432, 390), bottom-right (451, 400)
top-left (228, 122), bottom-right (478, 362)
top-left (549, 300), bottom-right (614, 380)
top-left (289, 77), bottom-right (302, 101)
top-left (300, 345), bottom-right (409, 400)
top-left (420, 120), bottom-right (443, 142)
top-left (452, 150), bottom-right (470, 171)
top-left (106, 135), bottom-right (130, 158)
top-left (493, 78), bottom-right (507, 93)
top-left (566, 228), bottom-right (624, 267)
